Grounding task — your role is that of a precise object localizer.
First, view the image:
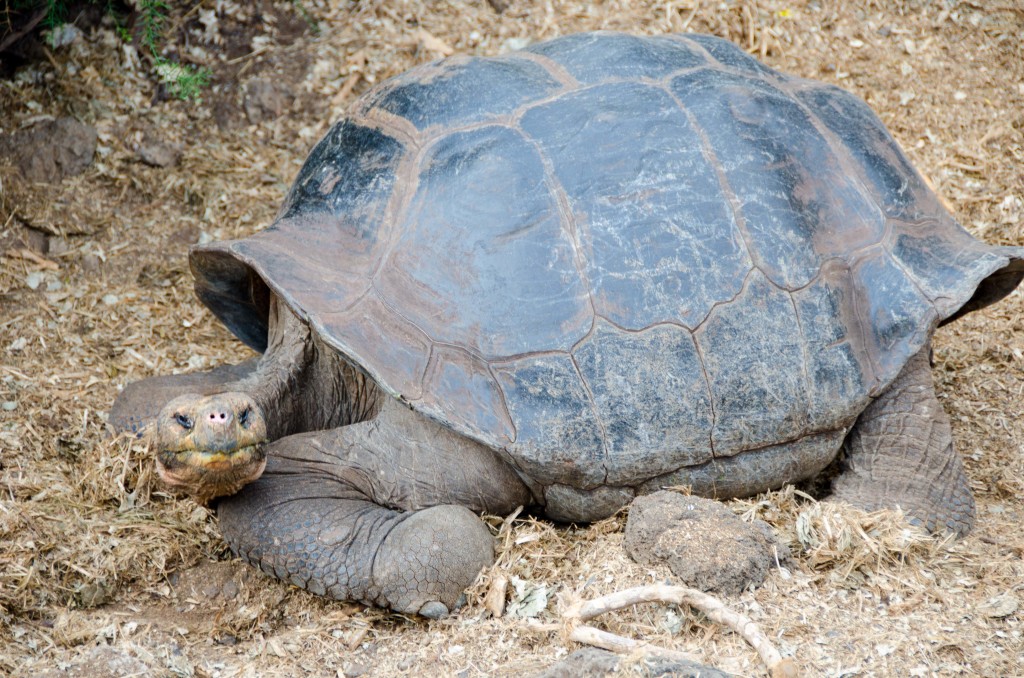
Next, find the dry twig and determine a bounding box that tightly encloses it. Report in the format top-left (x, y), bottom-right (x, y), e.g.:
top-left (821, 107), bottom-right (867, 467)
top-left (563, 584), bottom-right (799, 678)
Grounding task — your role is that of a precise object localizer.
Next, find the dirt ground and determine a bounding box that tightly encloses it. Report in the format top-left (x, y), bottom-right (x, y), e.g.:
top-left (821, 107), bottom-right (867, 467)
top-left (1, 1), bottom-right (1022, 676)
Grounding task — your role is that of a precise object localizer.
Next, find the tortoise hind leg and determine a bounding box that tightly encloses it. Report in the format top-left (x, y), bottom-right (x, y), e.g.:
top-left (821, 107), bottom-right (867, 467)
top-left (110, 359), bottom-right (259, 436)
top-left (830, 345), bottom-right (975, 536)
top-left (216, 398), bottom-right (532, 616)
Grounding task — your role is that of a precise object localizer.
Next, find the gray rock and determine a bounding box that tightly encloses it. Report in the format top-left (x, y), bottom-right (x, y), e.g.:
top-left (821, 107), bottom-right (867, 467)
top-left (533, 648), bottom-right (732, 678)
top-left (0, 117), bottom-right (97, 183)
top-left (136, 138), bottom-right (181, 168)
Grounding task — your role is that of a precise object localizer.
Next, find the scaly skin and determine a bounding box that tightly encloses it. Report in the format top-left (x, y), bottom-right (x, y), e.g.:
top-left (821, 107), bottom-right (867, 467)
top-left (216, 397), bottom-right (531, 615)
top-left (830, 347), bottom-right (976, 536)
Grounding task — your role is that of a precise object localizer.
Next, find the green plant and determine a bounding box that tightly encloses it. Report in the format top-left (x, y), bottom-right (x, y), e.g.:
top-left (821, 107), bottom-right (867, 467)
top-left (135, 0), bottom-right (211, 101)
top-left (5, 0), bottom-right (211, 101)
top-left (291, 0), bottom-right (319, 35)
top-left (35, 1), bottom-right (66, 28)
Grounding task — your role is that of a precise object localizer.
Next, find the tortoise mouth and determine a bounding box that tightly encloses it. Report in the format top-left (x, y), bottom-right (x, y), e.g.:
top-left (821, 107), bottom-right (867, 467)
top-left (157, 443), bottom-right (267, 502)
top-left (167, 442), bottom-right (265, 468)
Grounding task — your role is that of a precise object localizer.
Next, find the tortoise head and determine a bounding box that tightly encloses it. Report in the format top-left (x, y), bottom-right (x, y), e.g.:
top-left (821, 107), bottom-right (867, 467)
top-left (154, 392), bottom-right (268, 502)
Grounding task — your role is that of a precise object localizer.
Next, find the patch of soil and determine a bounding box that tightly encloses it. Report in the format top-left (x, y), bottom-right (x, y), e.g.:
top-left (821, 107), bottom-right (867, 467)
top-left (36, 645), bottom-right (149, 678)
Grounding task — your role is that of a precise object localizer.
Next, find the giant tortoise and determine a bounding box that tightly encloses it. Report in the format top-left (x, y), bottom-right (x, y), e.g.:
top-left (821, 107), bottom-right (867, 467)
top-left (112, 32), bottom-right (1024, 617)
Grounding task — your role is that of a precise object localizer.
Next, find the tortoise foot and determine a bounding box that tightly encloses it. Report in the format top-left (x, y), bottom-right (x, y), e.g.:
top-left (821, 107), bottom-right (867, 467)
top-left (216, 435), bottom-right (497, 616)
top-left (375, 505), bottom-right (493, 616)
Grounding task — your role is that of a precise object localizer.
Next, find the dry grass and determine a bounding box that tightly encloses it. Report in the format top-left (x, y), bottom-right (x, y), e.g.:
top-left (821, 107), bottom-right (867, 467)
top-left (1, 0), bottom-right (1022, 676)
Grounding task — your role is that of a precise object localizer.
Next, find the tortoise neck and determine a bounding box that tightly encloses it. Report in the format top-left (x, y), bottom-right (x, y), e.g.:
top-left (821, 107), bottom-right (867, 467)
top-left (240, 295), bottom-right (380, 440)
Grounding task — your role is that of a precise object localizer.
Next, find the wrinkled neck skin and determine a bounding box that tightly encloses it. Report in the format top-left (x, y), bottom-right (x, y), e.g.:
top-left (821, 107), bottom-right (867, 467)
top-left (235, 295), bottom-right (380, 440)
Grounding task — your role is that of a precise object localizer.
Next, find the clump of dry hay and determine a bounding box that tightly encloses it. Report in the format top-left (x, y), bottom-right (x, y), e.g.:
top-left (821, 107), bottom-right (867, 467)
top-left (735, 487), bottom-right (944, 585)
top-left (0, 428), bottom-right (218, 642)
top-left (793, 502), bottom-right (941, 580)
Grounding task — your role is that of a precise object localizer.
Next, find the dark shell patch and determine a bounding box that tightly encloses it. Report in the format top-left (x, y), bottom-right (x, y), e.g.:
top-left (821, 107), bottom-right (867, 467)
top-left (573, 321), bottom-right (714, 484)
top-left (362, 56), bottom-right (562, 131)
top-left (694, 270), bottom-right (808, 455)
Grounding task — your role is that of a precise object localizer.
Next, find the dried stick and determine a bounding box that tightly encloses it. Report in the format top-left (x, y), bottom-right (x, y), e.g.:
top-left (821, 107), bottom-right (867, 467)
top-left (568, 624), bottom-right (701, 663)
top-left (564, 584), bottom-right (799, 678)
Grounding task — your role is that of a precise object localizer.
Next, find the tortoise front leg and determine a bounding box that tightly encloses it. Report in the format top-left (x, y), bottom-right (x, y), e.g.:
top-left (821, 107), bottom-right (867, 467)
top-left (216, 399), bottom-right (532, 617)
top-left (830, 345), bottom-right (975, 536)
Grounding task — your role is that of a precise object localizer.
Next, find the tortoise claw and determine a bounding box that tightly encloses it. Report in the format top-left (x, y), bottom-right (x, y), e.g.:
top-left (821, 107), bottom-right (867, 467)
top-left (418, 601), bottom-right (449, 619)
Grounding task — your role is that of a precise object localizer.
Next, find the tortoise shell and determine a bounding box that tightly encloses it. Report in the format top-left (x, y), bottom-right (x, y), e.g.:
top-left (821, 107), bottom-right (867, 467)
top-left (191, 32), bottom-right (1023, 493)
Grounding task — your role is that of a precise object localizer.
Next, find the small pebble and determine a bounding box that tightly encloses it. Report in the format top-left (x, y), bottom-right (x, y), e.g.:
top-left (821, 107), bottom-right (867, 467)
top-left (501, 37), bottom-right (532, 53)
top-left (137, 140), bottom-right (182, 168)
top-left (48, 237), bottom-right (70, 255)
top-left (221, 579), bottom-right (239, 599)
top-left (343, 662), bottom-right (369, 678)
top-left (81, 254), bottom-right (101, 273)
top-left (47, 23), bottom-right (82, 48)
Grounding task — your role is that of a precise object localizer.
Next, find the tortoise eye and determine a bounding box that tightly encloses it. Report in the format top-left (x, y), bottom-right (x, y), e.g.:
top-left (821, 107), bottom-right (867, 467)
top-left (174, 413), bottom-right (194, 430)
top-left (239, 408), bottom-right (252, 428)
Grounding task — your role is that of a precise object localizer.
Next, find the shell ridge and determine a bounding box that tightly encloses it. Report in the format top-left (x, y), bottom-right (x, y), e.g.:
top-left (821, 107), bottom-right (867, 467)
top-left (507, 50), bottom-right (581, 89)
top-left (659, 82), bottom-right (769, 305)
top-left (364, 124), bottom-right (425, 286)
top-left (514, 121), bottom-right (600, 330)
top-left (688, 266), bottom-right (757, 335)
top-left (688, 327), bottom-right (718, 459)
top-left (881, 242), bottom-right (944, 315)
top-left (771, 79), bottom-right (899, 240)
top-left (345, 111), bottom-right (421, 149)
top-left (690, 265), bottom-right (766, 449)
top-left (784, 289), bottom-right (813, 434)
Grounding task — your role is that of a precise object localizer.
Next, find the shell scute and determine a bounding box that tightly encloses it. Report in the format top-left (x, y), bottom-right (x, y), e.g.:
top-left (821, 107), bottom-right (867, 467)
top-left (519, 81), bottom-right (750, 330)
top-left (376, 125), bottom-right (591, 357)
top-left (792, 264), bottom-right (870, 431)
top-left (851, 251), bottom-right (937, 387)
top-left (573, 321), bottom-right (713, 484)
top-left (357, 55), bottom-right (562, 131)
top-left (669, 70), bottom-right (886, 289)
top-left (694, 270), bottom-right (808, 455)
top-left (683, 34), bottom-right (777, 77)
top-left (493, 353), bottom-right (606, 488)
top-left (795, 84), bottom-right (935, 220)
top-left (527, 31), bottom-right (705, 84)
